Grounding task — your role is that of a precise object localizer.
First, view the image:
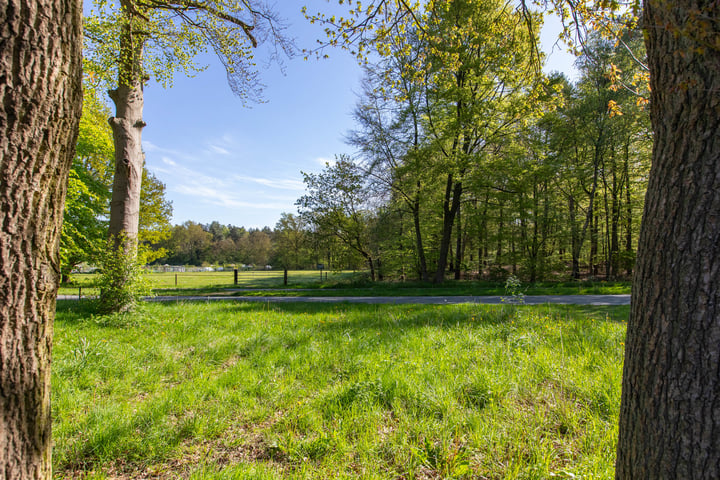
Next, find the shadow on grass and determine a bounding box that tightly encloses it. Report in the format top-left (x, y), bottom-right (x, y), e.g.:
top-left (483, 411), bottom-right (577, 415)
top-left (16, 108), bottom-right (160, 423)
top-left (161, 301), bottom-right (629, 332)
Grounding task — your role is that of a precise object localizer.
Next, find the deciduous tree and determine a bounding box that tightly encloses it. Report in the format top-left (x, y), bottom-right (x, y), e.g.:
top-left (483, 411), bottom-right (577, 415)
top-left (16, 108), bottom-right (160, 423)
top-left (616, 1), bottom-right (720, 477)
top-left (0, 0), bottom-right (83, 476)
top-left (298, 156), bottom-right (380, 280)
top-left (85, 0), bottom-right (292, 309)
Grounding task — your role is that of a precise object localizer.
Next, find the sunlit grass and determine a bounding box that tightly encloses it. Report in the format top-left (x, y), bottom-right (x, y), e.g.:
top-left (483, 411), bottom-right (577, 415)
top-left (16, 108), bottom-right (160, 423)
top-left (53, 301), bottom-right (626, 479)
top-left (57, 270), bottom-right (355, 296)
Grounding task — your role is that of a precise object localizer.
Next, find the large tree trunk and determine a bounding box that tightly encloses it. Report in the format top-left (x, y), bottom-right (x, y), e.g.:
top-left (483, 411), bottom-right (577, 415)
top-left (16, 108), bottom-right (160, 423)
top-left (0, 0), bottom-right (83, 477)
top-left (108, 82), bottom-right (145, 245)
top-left (615, 1), bottom-right (720, 477)
top-left (108, 8), bottom-right (146, 249)
top-left (107, 1), bottom-right (146, 255)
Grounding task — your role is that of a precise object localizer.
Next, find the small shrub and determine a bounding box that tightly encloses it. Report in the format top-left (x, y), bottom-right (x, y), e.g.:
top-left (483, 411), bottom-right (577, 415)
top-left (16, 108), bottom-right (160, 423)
top-left (96, 237), bottom-right (152, 314)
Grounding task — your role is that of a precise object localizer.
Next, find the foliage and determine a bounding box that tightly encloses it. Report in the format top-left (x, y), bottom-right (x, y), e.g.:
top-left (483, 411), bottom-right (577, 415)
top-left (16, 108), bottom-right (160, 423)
top-left (96, 238), bottom-right (153, 314)
top-left (53, 301), bottom-right (627, 478)
top-left (60, 92), bottom-right (113, 279)
top-left (503, 274), bottom-right (526, 304)
top-left (298, 5), bottom-right (652, 283)
top-left (61, 91), bottom-right (174, 278)
top-left (273, 213), bottom-right (311, 270)
top-left (298, 156), bottom-right (381, 280)
top-left (83, 0), bottom-right (294, 101)
top-left (139, 168), bottom-right (173, 262)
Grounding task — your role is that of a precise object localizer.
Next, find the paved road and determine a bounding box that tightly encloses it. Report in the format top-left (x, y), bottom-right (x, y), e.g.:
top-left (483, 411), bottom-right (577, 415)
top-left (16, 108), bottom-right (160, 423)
top-left (59, 294), bottom-right (630, 305)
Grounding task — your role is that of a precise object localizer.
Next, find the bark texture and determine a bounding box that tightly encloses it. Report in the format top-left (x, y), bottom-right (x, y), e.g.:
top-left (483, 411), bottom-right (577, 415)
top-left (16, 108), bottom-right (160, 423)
top-left (0, 0), bottom-right (83, 476)
top-left (108, 0), bottom-right (146, 245)
top-left (616, 1), bottom-right (720, 477)
top-left (108, 83), bottom-right (145, 243)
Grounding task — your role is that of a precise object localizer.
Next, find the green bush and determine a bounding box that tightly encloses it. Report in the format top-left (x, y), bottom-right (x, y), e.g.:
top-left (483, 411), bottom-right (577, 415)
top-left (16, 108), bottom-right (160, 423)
top-left (96, 238), bottom-right (152, 313)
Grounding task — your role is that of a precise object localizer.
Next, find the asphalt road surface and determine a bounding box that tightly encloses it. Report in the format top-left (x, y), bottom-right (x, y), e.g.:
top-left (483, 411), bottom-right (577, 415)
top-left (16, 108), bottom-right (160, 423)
top-left (56, 294), bottom-right (631, 305)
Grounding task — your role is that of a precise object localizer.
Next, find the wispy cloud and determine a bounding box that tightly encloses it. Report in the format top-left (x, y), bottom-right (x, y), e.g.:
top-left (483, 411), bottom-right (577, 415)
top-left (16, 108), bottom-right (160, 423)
top-left (209, 144), bottom-right (231, 155)
top-left (174, 183), bottom-right (290, 210)
top-left (162, 157), bottom-right (177, 167)
top-left (143, 140), bottom-right (160, 152)
top-left (233, 175), bottom-right (304, 190)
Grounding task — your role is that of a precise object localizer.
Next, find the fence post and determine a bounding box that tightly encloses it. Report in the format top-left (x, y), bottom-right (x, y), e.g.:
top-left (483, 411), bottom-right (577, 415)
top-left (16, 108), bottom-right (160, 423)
top-left (175, 273), bottom-right (178, 286)
top-left (234, 268), bottom-right (238, 285)
top-left (284, 268), bottom-right (288, 286)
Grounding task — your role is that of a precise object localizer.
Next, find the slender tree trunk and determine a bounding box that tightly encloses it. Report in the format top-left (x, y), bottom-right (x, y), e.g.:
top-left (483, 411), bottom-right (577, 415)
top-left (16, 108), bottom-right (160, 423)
top-left (413, 182), bottom-right (429, 281)
top-left (602, 157), bottom-right (611, 279)
top-left (588, 147), bottom-right (600, 276)
top-left (623, 141), bottom-right (633, 276)
top-left (454, 202), bottom-right (462, 280)
top-left (478, 192), bottom-right (489, 273)
top-left (366, 254), bottom-right (376, 282)
top-left (434, 174), bottom-right (462, 283)
top-left (0, 0), bottom-right (83, 477)
top-left (569, 195), bottom-right (581, 279)
top-left (610, 146), bottom-right (620, 279)
top-left (496, 204), bottom-right (504, 264)
top-left (616, 1), bottom-right (720, 477)
top-left (591, 209), bottom-right (599, 276)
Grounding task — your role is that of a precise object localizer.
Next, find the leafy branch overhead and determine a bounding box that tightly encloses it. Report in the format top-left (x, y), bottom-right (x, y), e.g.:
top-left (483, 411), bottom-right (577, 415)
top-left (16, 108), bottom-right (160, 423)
top-left (85, 0), bottom-right (295, 102)
top-left (304, 0), bottom-right (655, 108)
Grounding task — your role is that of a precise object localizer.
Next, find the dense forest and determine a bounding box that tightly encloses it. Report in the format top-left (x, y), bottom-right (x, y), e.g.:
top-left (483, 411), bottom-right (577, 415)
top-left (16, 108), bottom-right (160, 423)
top-left (66, 27), bottom-right (651, 284)
top-left (145, 31), bottom-right (651, 283)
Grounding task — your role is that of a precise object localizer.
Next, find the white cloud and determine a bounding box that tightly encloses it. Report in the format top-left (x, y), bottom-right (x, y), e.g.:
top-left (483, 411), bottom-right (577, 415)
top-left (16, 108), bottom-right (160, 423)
top-left (209, 144), bottom-right (231, 155)
top-left (162, 157), bottom-right (177, 167)
top-left (233, 175), bottom-right (304, 191)
top-left (174, 183), bottom-right (290, 210)
top-left (143, 140), bottom-right (160, 152)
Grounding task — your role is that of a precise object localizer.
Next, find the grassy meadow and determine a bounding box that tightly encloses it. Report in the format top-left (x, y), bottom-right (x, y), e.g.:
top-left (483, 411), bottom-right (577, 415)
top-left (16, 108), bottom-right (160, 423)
top-left (53, 300), bottom-right (627, 479)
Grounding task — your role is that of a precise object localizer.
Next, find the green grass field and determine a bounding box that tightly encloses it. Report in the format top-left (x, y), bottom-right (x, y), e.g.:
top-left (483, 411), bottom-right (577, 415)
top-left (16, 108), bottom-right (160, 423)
top-left (53, 300), bottom-right (627, 479)
top-left (58, 270), bottom-right (351, 296)
top-left (59, 270), bottom-right (631, 298)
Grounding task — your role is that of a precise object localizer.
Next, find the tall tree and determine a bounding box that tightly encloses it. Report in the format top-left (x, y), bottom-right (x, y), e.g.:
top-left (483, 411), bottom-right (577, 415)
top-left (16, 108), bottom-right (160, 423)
top-left (274, 213), bottom-right (310, 269)
top-left (417, 0), bottom-right (542, 282)
top-left (85, 0), bottom-right (292, 308)
top-left (298, 157), bottom-right (381, 280)
top-left (349, 59), bottom-right (434, 281)
top-left (61, 92), bottom-right (114, 281)
top-left (62, 92), bottom-right (173, 274)
top-left (616, 1), bottom-right (720, 477)
top-left (0, 0), bottom-right (83, 477)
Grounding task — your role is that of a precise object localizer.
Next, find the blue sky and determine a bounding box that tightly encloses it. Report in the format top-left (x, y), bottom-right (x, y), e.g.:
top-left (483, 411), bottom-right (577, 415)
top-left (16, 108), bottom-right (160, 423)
top-left (138, 4), bottom-right (577, 229)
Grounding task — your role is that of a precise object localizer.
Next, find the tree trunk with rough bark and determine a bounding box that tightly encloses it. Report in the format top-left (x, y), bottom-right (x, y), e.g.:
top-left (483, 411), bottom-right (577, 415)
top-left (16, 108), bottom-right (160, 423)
top-left (0, 0), bottom-right (83, 477)
top-left (616, 1), bottom-right (720, 477)
top-left (108, 4), bottom-right (146, 249)
top-left (108, 83), bottom-right (145, 245)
